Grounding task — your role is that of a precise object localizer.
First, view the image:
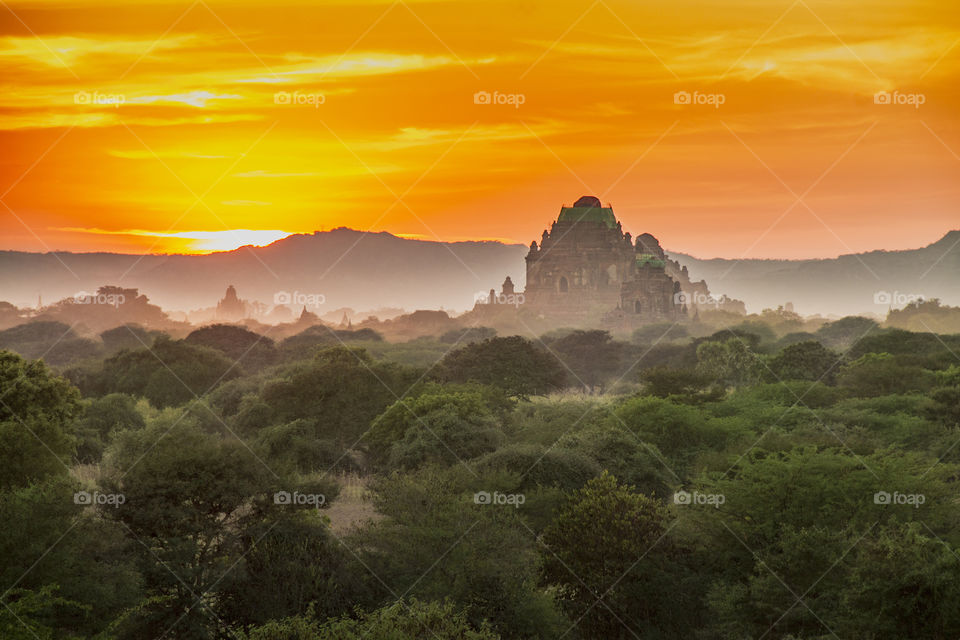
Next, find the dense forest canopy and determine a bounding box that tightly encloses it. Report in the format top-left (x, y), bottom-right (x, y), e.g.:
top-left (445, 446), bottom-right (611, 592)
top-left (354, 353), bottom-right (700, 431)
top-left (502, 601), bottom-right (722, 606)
top-left (1, 307), bottom-right (959, 639)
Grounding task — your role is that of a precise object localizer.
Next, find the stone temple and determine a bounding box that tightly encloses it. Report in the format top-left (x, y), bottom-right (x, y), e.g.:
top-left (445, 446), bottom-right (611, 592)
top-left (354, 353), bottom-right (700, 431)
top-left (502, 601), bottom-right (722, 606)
top-left (476, 195), bottom-right (745, 326)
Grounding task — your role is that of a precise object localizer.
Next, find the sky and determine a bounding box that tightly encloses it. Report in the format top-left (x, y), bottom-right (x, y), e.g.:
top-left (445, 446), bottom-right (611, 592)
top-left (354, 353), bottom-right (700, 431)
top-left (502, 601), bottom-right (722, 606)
top-left (0, 0), bottom-right (958, 259)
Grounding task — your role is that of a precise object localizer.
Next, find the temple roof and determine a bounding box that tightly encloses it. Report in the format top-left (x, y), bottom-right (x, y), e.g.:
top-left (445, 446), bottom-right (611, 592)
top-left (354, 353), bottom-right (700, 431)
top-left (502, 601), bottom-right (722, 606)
top-left (557, 195), bottom-right (617, 229)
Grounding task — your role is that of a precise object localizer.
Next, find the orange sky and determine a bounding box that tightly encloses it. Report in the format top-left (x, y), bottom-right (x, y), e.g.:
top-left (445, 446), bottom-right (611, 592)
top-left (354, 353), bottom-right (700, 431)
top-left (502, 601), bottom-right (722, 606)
top-left (1, 0), bottom-right (958, 259)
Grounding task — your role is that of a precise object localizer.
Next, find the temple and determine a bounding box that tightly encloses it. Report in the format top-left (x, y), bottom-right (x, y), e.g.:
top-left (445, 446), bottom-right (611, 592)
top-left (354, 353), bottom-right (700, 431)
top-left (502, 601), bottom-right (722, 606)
top-left (475, 195), bottom-right (745, 326)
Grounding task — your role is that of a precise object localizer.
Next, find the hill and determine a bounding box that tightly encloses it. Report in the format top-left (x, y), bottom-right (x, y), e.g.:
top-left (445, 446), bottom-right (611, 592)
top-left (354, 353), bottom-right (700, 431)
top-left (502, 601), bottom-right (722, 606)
top-left (0, 228), bottom-right (957, 317)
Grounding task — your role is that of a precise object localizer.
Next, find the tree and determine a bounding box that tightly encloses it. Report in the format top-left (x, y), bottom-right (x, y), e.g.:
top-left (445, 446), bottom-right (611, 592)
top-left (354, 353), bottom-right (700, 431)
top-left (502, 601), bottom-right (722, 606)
top-left (365, 390), bottom-right (504, 470)
top-left (766, 340), bottom-right (841, 383)
top-left (639, 365), bottom-right (713, 398)
top-left (73, 393), bottom-right (145, 462)
top-left (837, 352), bottom-right (934, 397)
top-left (0, 321), bottom-right (102, 367)
top-left (0, 477), bottom-right (142, 638)
top-left (257, 347), bottom-right (419, 446)
top-left (280, 326), bottom-right (383, 358)
top-left (555, 426), bottom-right (672, 498)
top-left (353, 468), bottom-right (564, 638)
top-left (101, 417), bottom-right (338, 639)
top-left (185, 324), bottom-right (278, 371)
top-left (693, 447), bottom-right (960, 639)
top-left (82, 336), bottom-right (240, 408)
top-left (240, 600), bottom-right (500, 640)
top-left (437, 336), bottom-right (566, 397)
top-left (615, 395), bottom-right (739, 466)
top-left (696, 337), bottom-right (763, 389)
top-left (816, 315), bottom-right (879, 349)
top-left (540, 472), bottom-right (695, 639)
top-left (217, 514), bottom-right (368, 628)
top-left (440, 326), bottom-right (497, 344)
top-left (542, 330), bottom-right (629, 392)
top-left (0, 350), bottom-right (80, 490)
top-left (836, 523), bottom-right (960, 637)
top-left (474, 443), bottom-right (599, 492)
top-left (100, 324), bottom-right (165, 354)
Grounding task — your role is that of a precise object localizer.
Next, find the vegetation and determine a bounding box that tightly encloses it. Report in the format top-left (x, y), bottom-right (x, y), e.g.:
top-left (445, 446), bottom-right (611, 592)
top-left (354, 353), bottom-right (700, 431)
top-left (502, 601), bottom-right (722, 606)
top-left (1, 311), bottom-right (959, 638)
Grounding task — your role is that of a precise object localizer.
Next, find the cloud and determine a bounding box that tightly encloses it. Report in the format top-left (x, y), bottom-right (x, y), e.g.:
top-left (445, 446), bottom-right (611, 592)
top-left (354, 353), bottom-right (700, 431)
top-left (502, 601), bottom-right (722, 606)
top-left (0, 111), bottom-right (262, 130)
top-left (109, 150), bottom-right (230, 159)
top-left (127, 91), bottom-right (244, 108)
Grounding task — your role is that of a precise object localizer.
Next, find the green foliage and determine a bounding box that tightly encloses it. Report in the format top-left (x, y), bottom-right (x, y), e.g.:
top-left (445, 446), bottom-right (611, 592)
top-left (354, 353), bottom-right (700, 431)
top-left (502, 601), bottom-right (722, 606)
top-left (631, 322), bottom-right (689, 345)
top-left (437, 336), bottom-right (567, 397)
top-left (0, 585), bottom-right (81, 640)
top-left (81, 335), bottom-right (240, 408)
top-left (696, 337), bottom-right (763, 389)
top-left (766, 340), bottom-right (841, 383)
top-left (366, 389), bottom-right (504, 469)
top-left (100, 324), bottom-right (166, 354)
top-left (101, 417), bottom-right (340, 638)
top-left (6, 319), bottom-right (960, 639)
top-left (541, 330), bottom-right (628, 391)
top-left (185, 323), bottom-right (278, 371)
top-left (474, 443), bottom-right (599, 491)
top-left (816, 315), bottom-right (879, 349)
top-left (0, 351), bottom-right (80, 490)
top-left (690, 447), bottom-right (960, 639)
top-left (253, 419), bottom-right (358, 474)
top-left (354, 468), bottom-right (564, 638)
top-left (218, 515), bottom-right (369, 628)
top-left (280, 325), bottom-right (383, 359)
top-left (640, 365), bottom-right (714, 399)
top-left (887, 298), bottom-right (960, 334)
top-left (508, 396), bottom-right (612, 446)
top-left (440, 326), bottom-right (497, 344)
top-left (616, 396), bottom-right (742, 466)
top-left (257, 347), bottom-right (419, 446)
top-left (554, 426), bottom-right (672, 497)
top-left (241, 600), bottom-right (500, 640)
top-left (837, 352), bottom-right (936, 396)
top-left (0, 321), bottom-right (103, 366)
top-left (73, 393), bottom-right (144, 462)
top-left (540, 472), bottom-right (698, 639)
top-left (0, 476), bottom-right (141, 637)
top-left (836, 522), bottom-right (960, 637)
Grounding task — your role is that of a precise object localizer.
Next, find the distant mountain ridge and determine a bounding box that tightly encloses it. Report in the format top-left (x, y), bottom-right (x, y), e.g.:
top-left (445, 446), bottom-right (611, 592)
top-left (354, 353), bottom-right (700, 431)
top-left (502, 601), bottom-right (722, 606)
top-left (0, 229), bottom-right (529, 313)
top-left (668, 229), bottom-right (960, 316)
top-left (0, 228), bottom-right (957, 317)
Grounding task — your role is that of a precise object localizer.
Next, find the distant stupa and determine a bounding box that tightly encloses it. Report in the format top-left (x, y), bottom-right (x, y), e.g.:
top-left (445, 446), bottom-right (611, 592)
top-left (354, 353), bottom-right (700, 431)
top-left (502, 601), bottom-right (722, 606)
top-left (215, 285), bottom-right (247, 321)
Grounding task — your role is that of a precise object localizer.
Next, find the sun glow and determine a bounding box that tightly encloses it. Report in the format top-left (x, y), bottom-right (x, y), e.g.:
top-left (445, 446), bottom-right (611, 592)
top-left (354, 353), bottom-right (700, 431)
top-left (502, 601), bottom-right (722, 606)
top-left (55, 228), bottom-right (293, 253)
top-left (2, 0), bottom-right (958, 258)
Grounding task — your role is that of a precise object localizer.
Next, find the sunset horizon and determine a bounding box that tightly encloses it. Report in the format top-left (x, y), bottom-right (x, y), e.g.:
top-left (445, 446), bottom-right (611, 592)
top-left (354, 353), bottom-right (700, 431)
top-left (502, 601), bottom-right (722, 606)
top-left (6, 215), bottom-right (959, 261)
top-left (2, 0), bottom-right (958, 258)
